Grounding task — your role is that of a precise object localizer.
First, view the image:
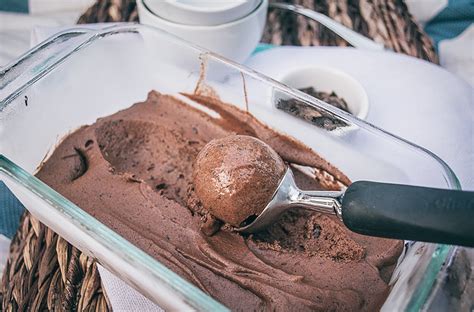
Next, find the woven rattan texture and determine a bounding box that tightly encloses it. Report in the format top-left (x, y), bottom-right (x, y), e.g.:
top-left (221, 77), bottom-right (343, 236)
top-left (1, 213), bottom-right (110, 311)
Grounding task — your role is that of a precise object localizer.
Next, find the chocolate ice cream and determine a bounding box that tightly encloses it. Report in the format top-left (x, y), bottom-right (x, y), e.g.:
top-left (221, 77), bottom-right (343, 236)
top-left (35, 91), bottom-right (403, 311)
top-left (193, 135), bottom-right (286, 227)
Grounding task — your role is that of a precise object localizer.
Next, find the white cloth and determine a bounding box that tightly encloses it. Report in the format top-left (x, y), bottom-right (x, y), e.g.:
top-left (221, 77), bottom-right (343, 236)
top-left (0, 11), bottom-right (82, 66)
top-left (0, 235), bottom-right (11, 277)
top-left (439, 25), bottom-right (474, 87)
top-left (28, 0), bottom-right (95, 15)
top-left (97, 266), bottom-right (163, 312)
top-left (405, 0), bottom-right (447, 25)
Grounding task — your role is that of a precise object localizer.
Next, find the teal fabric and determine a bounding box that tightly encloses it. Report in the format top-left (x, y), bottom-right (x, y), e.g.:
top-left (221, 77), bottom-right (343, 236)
top-left (0, 182), bottom-right (24, 238)
top-left (254, 43), bottom-right (276, 54)
top-left (425, 0), bottom-right (474, 47)
top-left (0, 0), bottom-right (28, 13)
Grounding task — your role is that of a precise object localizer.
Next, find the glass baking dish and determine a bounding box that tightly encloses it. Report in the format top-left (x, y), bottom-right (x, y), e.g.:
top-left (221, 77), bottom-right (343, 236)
top-left (0, 24), bottom-right (461, 311)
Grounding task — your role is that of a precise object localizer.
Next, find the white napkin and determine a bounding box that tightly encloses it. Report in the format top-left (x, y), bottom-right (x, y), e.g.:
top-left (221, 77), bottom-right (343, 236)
top-left (0, 235), bottom-right (11, 277)
top-left (97, 266), bottom-right (163, 312)
top-left (27, 0), bottom-right (95, 15)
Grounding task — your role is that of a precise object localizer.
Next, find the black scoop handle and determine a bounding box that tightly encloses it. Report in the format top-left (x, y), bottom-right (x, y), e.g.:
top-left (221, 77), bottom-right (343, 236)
top-left (341, 181), bottom-right (474, 247)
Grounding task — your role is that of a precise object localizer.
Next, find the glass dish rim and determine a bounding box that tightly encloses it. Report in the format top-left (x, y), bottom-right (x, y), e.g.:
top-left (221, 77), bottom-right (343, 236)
top-left (0, 23), bottom-right (461, 310)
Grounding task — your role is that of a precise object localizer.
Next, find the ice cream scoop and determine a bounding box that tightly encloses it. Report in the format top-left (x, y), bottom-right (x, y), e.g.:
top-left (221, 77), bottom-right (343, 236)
top-left (194, 135), bottom-right (474, 247)
top-left (193, 135), bottom-right (286, 227)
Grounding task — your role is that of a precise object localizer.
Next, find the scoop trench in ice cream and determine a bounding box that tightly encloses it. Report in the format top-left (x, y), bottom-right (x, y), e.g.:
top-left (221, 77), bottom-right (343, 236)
top-left (35, 91), bottom-right (403, 311)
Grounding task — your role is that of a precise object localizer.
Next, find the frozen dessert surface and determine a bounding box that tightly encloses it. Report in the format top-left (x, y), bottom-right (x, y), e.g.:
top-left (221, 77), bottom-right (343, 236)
top-left (36, 91), bottom-right (403, 311)
top-left (193, 135), bottom-right (286, 227)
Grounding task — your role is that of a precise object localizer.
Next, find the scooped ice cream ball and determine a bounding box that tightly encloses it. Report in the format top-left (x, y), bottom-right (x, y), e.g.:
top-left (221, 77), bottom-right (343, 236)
top-left (193, 135), bottom-right (286, 227)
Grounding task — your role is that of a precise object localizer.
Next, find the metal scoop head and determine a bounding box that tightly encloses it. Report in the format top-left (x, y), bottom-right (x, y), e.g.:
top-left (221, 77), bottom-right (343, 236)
top-left (237, 168), bottom-right (344, 233)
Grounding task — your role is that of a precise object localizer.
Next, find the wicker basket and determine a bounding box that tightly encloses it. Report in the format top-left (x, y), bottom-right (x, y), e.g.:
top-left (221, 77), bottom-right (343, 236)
top-left (1, 213), bottom-right (110, 311)
top-left (1, 1), bottom-right (438, 311)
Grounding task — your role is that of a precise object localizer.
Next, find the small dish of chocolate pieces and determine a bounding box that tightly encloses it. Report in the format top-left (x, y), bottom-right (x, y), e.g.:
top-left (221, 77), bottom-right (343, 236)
top-left (275, 67), bottom-right (369, 130)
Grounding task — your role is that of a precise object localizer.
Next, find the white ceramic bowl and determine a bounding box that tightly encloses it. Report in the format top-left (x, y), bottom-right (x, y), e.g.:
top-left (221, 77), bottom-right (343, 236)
top-left (137, 0), bottom-right (268, 63)
top-left (144, 0), bottom-right (261, 26)
top-left (279, 66), bottom-right (369, 119)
